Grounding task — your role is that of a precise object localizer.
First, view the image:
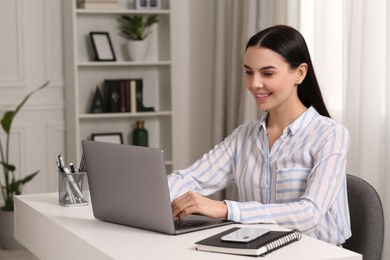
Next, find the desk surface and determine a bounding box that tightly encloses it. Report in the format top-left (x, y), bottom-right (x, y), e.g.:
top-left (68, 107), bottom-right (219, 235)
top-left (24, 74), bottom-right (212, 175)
top-left (14, 193), bottom-right (361, 260)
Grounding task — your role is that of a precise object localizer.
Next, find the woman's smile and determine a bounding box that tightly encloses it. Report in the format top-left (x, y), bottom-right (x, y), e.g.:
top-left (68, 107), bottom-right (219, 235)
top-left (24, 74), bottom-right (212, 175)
top-left (255, 92), bottom-right (272, 102)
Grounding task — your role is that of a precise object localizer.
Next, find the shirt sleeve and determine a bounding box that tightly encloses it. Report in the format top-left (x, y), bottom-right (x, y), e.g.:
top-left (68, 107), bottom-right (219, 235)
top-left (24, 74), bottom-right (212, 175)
top-left (167, 135), bottom-right (236, 201)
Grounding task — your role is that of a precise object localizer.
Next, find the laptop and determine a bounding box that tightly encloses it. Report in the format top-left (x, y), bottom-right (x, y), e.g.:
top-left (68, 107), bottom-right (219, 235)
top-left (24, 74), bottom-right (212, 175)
top-left (81, 140), bottom-right (232, 234)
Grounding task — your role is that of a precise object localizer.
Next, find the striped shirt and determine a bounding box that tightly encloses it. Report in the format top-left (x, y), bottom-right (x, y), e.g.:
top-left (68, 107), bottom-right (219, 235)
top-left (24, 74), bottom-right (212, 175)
top-left (168, 106), bottom-right (351, 245)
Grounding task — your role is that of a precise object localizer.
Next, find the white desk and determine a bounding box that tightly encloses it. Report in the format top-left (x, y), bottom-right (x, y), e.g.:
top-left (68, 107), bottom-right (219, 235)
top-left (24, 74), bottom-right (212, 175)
top-left (14, 193), bottom-right (361, 260)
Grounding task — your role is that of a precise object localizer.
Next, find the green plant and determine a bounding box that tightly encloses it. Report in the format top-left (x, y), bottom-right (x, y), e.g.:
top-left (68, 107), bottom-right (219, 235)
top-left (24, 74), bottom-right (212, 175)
top-left (0, 81), bottom-right (49, 211)
top-left (118, 14), bottom-right (159, 41)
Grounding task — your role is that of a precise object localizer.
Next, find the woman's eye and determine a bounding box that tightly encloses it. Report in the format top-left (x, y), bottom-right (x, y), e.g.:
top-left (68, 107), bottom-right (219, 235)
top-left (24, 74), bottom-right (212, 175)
top-left (244, 70), bottom-right (253, 75)
top-left (262, 72), bottom-right (273, 77)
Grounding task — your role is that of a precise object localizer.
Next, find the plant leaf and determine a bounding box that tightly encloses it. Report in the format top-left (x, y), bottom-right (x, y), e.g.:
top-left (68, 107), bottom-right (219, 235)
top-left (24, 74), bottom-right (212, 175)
top-left (7, 171), bottom-right (38, 195)
top-left (1, 111), bottom-right (15, 134)
top-left (145, 15), bottom-right (159, 27)
top-left (1, 81), bottom-right (49, 134)
top-left (20, 171), bottom-right (39, 184)
top-left (118, 15), bottom-right (159, 41)
top-left (0, 161), bottom-right (15, 172)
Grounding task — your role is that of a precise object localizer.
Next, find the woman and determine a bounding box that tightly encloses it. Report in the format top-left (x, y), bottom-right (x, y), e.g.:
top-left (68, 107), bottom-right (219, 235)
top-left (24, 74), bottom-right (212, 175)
top-left (168, 25), bottom-right (351, 245)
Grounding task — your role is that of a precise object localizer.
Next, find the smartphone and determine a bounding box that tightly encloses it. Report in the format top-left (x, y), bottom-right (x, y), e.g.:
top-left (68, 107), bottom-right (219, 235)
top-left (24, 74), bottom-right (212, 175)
top-left (221, 228), bottom-right (270, 243)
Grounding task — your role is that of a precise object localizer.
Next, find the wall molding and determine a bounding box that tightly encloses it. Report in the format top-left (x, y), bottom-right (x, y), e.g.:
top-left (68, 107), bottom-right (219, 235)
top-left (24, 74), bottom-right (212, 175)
top-left (0, 102), bottom-right (65, 112)
top-left (0, 0), bottom-right (26, 88)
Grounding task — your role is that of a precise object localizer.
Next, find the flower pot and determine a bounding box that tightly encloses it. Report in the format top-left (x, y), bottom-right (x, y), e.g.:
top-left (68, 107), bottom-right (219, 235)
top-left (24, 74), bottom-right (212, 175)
top-left (0, 209), bottom-right (25, 250)
top-left (126, 40), bottom-right (148, 61)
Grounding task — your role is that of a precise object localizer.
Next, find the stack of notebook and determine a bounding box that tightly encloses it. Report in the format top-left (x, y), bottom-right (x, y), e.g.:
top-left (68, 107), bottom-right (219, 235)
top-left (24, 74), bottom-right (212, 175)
top-left (195, 227), bottom-right (302, 256)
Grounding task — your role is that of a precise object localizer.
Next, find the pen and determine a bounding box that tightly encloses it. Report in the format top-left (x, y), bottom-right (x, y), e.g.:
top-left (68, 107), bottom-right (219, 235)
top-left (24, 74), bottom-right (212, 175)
top-left (58, 153), bottom-right (65, 167)
top-left (79, 153), bottom-right (86, 172)
top-left (69, 163), bottom-right (76, 173)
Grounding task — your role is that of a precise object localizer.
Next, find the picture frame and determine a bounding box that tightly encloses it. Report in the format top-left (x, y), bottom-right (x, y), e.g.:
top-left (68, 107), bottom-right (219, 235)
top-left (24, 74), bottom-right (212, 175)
top-left (89, 32), bottom-right (116, 61)
top-left (135, 0), bottom-right (161, 9)
top-left (91, 132), bottom-right (123, 144)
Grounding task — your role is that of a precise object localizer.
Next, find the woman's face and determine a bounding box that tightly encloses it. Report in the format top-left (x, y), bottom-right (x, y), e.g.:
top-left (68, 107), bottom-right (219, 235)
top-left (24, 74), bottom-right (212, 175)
top-left (244, 47), bottom-right (306, 112)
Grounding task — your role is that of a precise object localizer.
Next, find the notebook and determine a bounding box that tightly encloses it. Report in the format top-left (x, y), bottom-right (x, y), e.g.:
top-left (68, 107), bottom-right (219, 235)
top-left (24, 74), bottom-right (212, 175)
top-left (195, 227), bottom-right (302, 256)
top-left (81, 140), bottom-right (232, 234)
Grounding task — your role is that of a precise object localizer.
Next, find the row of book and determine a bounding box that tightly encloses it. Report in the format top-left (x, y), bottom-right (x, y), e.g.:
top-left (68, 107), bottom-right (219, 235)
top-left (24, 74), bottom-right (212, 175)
top-left (89, 78), bottom-right (155, 114)
top-left (77, 0), bottom-right (118, 9)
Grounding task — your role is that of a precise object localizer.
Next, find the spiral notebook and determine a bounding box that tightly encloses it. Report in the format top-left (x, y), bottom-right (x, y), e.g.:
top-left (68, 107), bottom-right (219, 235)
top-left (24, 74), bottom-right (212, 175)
top-left (195, 227), bottom-right (302, 256)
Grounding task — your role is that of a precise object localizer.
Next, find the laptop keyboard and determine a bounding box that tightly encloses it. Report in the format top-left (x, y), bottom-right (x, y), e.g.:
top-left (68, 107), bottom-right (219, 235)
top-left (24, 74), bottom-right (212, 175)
top-left (174, 220), bottom-right (208, 230)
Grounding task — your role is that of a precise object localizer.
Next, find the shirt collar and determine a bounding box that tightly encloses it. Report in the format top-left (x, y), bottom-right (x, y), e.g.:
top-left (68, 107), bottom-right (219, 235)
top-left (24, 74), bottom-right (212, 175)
top-left (259, 106), bottom-right (319, 135)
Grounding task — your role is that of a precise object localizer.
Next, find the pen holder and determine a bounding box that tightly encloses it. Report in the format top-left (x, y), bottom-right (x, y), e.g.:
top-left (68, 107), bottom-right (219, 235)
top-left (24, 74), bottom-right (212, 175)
top-left (58, 171), bottom-right (89, 207)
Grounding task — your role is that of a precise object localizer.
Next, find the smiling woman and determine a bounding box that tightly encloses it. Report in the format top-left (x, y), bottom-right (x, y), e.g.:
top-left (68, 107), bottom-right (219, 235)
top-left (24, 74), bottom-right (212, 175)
top-left (167, 25), bottom-right (351, 246)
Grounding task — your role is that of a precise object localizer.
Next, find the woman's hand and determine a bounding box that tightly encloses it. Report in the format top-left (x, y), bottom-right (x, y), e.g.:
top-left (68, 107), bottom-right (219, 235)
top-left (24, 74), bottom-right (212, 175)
top-left (171, 191), bottom-right (228, 220)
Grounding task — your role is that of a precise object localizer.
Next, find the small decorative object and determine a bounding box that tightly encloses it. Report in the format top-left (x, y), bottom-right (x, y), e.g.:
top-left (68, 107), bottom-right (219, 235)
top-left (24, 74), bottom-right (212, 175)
top-left (132, 120), bottom-right (148, 147)
top-left (149, 0), bottom-right (161, 9)
top-left (118, 15), bottom-right (159, 61)
top-left (0, 81), bottom-right (49, 250)
top-left (133, 79), bottom-right (155, 112)
top-left (91, 132), bottom-right (123, 144)
top-left (89, 86), bottom-right (105, 113)
top-left (89, 32), bottom-right (116, 61)
top-left (135, 0), bottom-right (161, 10)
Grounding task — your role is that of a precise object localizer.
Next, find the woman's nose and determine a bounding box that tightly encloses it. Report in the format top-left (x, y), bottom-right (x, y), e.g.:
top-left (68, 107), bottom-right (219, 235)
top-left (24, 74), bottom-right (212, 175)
top-left (252, 78), bottom-right (263, 89)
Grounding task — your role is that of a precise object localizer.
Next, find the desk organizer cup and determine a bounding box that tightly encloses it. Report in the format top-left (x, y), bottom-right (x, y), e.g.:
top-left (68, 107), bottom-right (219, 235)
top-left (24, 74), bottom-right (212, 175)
top-left (58, 170), bottom-right (89, 206)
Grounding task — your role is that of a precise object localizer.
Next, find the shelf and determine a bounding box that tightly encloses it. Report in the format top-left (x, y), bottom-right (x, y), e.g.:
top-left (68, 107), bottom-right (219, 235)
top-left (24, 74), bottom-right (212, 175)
top-left (64, 0), bottom-right (174, 166)
top-left (79, 111), bottom-right (172, 119)
top-left (76, 9), bottom-right (170, 15)
top-left (78, 61), bottom-right (171, 67)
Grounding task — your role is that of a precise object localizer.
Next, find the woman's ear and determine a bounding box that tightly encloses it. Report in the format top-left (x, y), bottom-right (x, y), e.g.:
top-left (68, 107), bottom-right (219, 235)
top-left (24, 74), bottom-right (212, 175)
top-left (296, 63), bottom-right (308, 84)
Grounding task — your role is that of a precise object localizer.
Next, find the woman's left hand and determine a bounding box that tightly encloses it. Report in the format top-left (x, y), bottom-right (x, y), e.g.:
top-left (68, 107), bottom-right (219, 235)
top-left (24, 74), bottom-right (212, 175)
top-left (171, 191), bottom-right (228, 220)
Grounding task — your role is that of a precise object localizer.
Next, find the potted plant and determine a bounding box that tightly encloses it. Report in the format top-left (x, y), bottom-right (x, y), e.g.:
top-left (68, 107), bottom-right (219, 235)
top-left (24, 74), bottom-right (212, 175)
top-left (0, 80), bottom-right (49, 250)
top-left (118, 14), bottom-right (159, 61)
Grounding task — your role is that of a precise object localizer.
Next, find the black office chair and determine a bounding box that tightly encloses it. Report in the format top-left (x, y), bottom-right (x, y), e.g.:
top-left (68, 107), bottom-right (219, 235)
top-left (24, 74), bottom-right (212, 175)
top-left (343, 174), bottom-right (384, 260)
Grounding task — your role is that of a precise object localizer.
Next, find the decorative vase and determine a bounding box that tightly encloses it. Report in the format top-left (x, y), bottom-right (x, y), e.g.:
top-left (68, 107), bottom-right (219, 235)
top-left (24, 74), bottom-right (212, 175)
top-left (132, 120), bottom-right (148, 147)
top-left (126, 40), bottom-right (148, 61)
top-left (0, 209), bottom-right (25, 250)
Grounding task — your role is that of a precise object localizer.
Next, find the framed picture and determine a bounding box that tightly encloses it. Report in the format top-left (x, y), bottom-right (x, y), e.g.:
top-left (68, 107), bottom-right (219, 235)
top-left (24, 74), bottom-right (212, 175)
top-left (89, 32), bottom-right (116, 61)
top-left (135, 0), bottom-right (161, 9)
top-left (91, 132), bottom-right (123, 144)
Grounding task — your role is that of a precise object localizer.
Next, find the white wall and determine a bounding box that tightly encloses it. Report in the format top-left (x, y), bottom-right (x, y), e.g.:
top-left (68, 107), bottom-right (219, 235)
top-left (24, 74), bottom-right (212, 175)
top-left (171, 0), bottom-right (216, 169)
top-left (0, 0), bottom-right (65, 199)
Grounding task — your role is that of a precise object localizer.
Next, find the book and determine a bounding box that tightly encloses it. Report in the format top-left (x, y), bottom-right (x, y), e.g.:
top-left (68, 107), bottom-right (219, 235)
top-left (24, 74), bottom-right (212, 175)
top-left (101, 78), bottom-right (155, 113)
top-left (119, 80), bottom-right (126, 112)
top-left (130, 79), bottom-right (137, 113)
top-left (195, 227), bottom-right (302, 256)
top-left (103, 79), bottom-right (120, 113)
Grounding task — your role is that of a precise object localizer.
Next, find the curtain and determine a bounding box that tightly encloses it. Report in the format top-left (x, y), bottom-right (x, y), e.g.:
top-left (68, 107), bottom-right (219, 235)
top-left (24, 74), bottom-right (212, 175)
top-left (344, 0), bottom-right (389, 258)
top-left (211, 0), bottom-right (300, 200)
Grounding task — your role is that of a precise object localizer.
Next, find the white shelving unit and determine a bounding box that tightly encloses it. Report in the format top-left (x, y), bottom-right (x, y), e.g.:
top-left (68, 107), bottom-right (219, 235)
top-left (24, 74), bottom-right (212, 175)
top-left (63, 0), bottom-right (174, 171)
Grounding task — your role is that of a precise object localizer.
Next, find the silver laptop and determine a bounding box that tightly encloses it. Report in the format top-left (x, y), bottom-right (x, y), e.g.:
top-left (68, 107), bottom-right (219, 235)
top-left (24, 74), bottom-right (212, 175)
top-left (81, 140), bottom-right (231, 234)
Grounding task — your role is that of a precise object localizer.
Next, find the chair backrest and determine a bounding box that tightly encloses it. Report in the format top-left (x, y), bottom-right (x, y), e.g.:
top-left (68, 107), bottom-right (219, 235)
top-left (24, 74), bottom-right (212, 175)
top-left (343, 174), bottom-right (384, 260)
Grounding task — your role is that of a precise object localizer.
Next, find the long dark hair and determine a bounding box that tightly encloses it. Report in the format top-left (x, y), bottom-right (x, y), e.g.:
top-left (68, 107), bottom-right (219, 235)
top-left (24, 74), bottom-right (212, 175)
top-left (245, 25), bottom-right (331, 118)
